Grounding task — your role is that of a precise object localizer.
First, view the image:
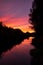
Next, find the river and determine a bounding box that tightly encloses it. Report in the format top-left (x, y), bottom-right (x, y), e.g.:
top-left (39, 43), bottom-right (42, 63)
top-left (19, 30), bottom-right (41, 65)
top-left (0, 37), bottom-right (35, 65)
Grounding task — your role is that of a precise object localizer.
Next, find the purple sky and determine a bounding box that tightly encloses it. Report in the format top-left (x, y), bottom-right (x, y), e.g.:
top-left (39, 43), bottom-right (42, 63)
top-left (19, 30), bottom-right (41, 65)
top-left (0, 0), bottom-right (34, 32)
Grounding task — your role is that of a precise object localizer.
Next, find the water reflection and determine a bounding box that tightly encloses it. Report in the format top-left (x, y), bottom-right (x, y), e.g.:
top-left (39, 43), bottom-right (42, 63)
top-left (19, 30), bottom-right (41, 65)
top-left (0, 37), bottom-right (35, 65)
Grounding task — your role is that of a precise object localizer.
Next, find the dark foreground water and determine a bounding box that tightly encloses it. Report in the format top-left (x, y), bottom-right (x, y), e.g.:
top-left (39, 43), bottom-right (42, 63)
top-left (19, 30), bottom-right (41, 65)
top-left (0, 37), bottom-right (35, 65)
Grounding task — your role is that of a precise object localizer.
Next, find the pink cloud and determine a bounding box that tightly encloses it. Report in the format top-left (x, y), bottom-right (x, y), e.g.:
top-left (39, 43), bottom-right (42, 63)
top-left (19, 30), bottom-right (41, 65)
top-left (0, 14), bottom-right (32, 29)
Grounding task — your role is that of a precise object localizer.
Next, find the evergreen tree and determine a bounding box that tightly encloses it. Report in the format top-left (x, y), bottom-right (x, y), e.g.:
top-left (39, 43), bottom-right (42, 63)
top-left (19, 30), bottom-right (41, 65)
top-left (29, 0), bottom-right (43, 36)
top-left (29, 0), bottom-right (43, 65)
top-left (29, 0), bottom-right (43, 48)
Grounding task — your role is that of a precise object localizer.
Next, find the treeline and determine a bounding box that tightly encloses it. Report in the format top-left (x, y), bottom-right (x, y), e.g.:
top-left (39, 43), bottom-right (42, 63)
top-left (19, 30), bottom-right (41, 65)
top-left (0, 22), bottom-right (33, 56)
top-left (0, 22), bottom-right (25, 56)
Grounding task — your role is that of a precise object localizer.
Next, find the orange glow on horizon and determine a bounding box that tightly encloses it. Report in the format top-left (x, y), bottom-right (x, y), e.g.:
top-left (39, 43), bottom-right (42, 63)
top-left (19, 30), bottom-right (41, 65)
top-left (0, 16), bottom-right (35, 33)
top-left (13, 25), bottom-right (35, 33)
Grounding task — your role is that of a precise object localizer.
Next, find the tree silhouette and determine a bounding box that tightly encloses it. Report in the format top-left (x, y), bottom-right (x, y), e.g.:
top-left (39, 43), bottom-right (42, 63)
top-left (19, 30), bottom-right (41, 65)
top-left (29, 0), bottom-right (43, 37)
top-left (29, 0), bottom-right (43, 65)
top-left (0, 22), bottom-right (31, 57)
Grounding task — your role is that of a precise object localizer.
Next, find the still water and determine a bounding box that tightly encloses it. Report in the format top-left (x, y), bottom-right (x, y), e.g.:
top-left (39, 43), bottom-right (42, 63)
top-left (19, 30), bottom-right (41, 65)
top-left (0, 37), bottom-right (34, 65)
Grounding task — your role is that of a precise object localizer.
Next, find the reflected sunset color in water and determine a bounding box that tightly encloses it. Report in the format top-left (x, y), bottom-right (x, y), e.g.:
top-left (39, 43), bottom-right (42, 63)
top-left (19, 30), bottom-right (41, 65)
top-left (0, 37), bottom-right (35, 65)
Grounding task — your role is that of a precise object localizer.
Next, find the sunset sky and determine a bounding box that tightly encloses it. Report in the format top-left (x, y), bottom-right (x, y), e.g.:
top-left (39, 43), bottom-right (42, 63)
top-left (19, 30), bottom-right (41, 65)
top-left (0, 0), bottom-right (34, 33)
